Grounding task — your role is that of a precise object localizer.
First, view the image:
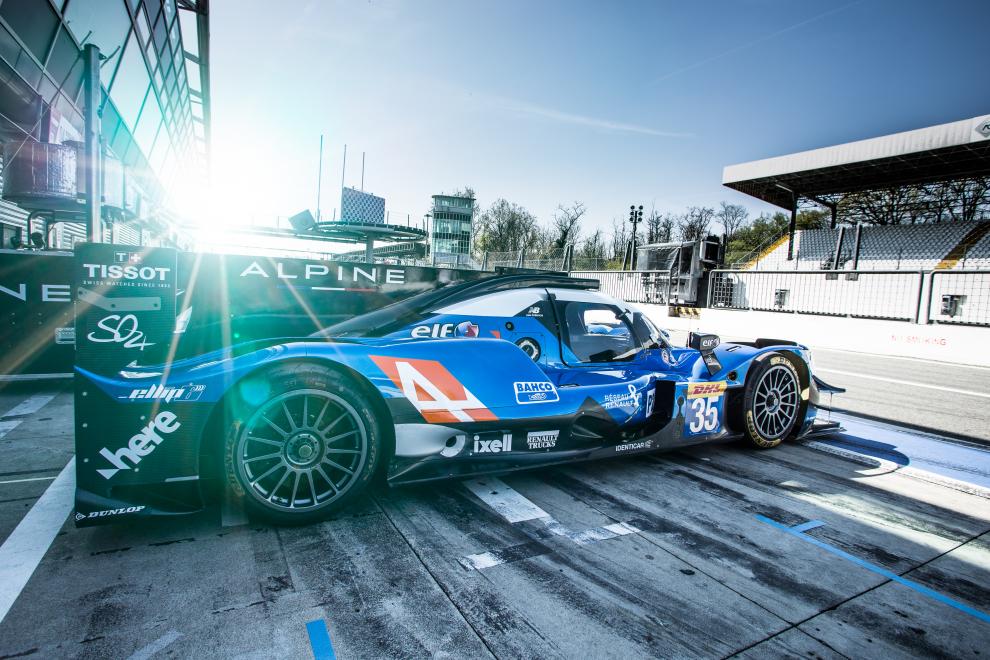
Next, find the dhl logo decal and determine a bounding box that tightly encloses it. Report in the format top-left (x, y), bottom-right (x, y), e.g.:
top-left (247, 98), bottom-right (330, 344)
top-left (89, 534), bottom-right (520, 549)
top-left (686, 381), bottom-right (727, 399)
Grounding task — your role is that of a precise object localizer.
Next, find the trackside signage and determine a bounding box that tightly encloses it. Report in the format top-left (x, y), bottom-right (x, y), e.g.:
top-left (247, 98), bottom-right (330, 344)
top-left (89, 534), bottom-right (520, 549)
top-left (75, 243), bottom-right (178, 376)
top-left (97, 411), bottom-right (181, 479)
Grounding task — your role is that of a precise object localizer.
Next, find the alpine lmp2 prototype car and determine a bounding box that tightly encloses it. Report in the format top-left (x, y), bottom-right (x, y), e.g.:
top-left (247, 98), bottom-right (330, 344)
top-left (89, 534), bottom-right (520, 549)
top-left (74, 273), bottom-right (843, 525)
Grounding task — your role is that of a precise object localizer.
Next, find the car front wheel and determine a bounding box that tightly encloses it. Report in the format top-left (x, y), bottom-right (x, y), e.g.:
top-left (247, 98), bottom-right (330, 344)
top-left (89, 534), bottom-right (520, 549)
top-left (742, 353), bottom-right (801, 449)
top-left (224, 363), bottom-right (383, 524)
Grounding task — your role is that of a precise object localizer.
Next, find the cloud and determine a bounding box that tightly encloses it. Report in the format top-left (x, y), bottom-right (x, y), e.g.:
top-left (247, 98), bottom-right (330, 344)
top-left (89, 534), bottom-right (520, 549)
top-left (498, 97), bottom-right (693, 138)
top-left (651, 1), bottom-right (864, 85)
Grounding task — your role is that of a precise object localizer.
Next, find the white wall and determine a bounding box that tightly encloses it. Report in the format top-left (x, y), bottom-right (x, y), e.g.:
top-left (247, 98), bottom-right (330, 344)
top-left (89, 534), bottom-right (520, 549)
top-left (639, 304), bottom-right (990, 367)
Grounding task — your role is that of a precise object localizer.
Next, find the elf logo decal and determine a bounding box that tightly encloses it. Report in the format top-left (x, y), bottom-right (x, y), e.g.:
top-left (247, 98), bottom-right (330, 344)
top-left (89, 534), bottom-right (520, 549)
top-left (97, 411), bottom-right (181, 479)
top-left (371, 356), bottom-right (497, 424)
top-left (686, 381), bottom-right (727, 399)
top-left (411, 321), bottom-right (479, 338)
top-left (513, 381), bottom-right (559, 404)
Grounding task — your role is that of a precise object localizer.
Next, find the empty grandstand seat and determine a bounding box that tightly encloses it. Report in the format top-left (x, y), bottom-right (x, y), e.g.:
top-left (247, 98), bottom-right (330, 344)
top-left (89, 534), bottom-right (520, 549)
top-left (744, 221), bottom-right (990, 272)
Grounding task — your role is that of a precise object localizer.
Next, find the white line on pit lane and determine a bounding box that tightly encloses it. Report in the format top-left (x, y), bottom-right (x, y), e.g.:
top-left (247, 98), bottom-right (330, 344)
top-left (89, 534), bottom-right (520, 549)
top-left (815, 368), bottom-right (990, 399)
top-left (0, 458), bottom-right (75, 625)
top-left (0, 373), bottom-right (73, 382)
top-left (813, 347), bottom-right (990, 371)
top-left (462, 477), bottom-right (551, 522)
top-left (126, 630), bottom-right (184, 660)
top-left (0, 392), bottom-right (60, 439)
top-left (0, 475), bottom-right (57, 486)
top-left (461, 477), bottom-right (640, 569)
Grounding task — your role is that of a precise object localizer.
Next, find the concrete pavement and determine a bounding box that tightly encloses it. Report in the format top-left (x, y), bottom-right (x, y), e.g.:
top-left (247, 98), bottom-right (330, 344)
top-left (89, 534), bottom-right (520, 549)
top-left (0, 381), bottom-right (988, 658)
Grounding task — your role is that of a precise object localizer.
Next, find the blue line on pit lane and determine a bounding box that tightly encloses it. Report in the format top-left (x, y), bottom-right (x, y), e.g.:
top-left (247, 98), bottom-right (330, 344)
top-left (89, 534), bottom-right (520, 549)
top-left (756, 515), bottom-right (990, 625)
top-left (306, 619), bottom-right (337, 660)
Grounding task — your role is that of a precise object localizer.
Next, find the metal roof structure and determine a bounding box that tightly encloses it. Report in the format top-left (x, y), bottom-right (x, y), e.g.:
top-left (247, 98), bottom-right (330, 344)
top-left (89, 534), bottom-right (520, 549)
top-left (723, 114), bottom-right (990, 209)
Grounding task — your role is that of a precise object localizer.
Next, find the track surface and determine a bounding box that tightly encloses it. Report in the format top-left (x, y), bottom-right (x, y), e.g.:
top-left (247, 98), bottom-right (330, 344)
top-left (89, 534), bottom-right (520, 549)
top-left (0, 378), bottom-right (988, 659)
top-left (810, 348), bottom-right (990, 443)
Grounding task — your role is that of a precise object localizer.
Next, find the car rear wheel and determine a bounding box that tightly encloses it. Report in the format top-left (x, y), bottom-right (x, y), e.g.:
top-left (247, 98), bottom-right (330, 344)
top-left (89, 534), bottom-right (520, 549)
top-left (224, 363), bottom-right (383, 524)
top-left (742, 353), bottom-right (801, 449)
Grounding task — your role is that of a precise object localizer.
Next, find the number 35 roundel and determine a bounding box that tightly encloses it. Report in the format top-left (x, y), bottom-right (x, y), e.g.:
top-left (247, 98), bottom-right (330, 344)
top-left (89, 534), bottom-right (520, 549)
top-left (684, 381), bottom-right (726, 435)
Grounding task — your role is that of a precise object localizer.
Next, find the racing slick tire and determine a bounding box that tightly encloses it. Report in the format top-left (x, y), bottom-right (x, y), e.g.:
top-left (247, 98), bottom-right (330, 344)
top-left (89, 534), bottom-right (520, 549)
top-left (223, 362), bottom-right (384, 524)
top-left (741, 352), bottom-right (801, 449)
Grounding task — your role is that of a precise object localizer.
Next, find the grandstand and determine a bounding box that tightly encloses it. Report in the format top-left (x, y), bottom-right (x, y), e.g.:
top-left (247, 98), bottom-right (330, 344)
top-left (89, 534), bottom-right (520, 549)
top-left (741, 220), bottom-right (990, 271)
top-left (717, 114), bottom-right (990, 327)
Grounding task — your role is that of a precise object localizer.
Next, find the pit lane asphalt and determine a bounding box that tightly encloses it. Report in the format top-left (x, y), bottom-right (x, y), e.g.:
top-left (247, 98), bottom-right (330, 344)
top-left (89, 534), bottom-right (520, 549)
top-left (0, 380), bottom-right (989, 659)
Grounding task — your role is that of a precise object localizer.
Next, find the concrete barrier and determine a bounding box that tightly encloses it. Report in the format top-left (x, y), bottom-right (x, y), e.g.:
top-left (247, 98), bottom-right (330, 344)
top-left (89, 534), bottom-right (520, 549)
top-left (639, 304), bottom-right (990, 367)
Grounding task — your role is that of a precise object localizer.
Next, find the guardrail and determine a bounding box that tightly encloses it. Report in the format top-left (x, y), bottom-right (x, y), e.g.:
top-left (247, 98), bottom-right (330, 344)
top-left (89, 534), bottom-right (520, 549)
top-left (926, 270), bottom-right (990, 326)
top-left (707, 269), bottom-right (926, 322)
top-left (570, 270), bottom-right (672, 304)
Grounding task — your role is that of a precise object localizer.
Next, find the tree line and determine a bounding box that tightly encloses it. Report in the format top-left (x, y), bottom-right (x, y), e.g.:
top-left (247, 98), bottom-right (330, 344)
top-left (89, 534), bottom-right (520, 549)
top-left (459, 174), bottom-right (990, 269)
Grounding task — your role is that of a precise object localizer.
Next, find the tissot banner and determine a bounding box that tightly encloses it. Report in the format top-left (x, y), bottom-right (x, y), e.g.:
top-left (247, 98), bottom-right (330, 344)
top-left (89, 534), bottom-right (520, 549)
top-left (74, 243), bottom-right (178, 376)
top-left (3, 246), bottom-right (485, 376)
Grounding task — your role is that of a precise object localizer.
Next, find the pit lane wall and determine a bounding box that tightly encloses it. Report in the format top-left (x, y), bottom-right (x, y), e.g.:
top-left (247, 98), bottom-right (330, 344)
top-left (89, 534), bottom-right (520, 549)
top-left (1, 245), bottom-right (486, 377)
top-left (639, 304), bottom-right (990, 367)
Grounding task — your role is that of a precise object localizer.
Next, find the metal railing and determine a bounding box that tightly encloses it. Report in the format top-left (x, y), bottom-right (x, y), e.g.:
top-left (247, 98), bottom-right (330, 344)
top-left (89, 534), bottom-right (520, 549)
top-left (484, 248), bottom-right (568, 272)
top-left (926, 270), bottom-right (990, 326)
top-left (707, 269), bottom-right (926, 321)
top-left (570, 270), bottom-right (672, 304)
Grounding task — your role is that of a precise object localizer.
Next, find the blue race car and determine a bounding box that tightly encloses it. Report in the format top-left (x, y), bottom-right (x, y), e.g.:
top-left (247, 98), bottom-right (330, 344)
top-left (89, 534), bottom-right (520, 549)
top-left (74, 273), bottom-right (843, 525)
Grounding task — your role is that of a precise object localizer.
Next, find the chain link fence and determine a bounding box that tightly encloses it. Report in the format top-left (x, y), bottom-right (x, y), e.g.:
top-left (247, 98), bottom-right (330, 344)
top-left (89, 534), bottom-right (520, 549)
top-left (927, 270), bottom-right (990, 326)
top-left (481, 248), bottom-right (569, 272)
top-left (569, 270), bottom-right (672, 304)
top-left (708, 269), bottom-right (925, 321)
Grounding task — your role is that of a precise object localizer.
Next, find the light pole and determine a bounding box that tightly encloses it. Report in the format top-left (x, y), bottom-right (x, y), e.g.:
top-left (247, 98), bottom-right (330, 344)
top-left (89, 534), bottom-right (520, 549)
top-left (423, 213), bottom-right (433, 264)
top-left (628, 204), bottom-right (643, 270)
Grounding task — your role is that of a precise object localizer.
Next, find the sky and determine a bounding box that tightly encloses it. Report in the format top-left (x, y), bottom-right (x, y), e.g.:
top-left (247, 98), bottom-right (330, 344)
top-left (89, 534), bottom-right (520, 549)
top-left (204, 0), bottom-right (989, 238)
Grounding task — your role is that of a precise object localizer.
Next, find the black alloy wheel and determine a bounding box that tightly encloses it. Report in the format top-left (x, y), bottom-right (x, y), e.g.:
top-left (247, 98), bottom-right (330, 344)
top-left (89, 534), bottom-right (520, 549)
top-left (742, 353), bottom-right (801, 448)
top-left (224, 363), bottom-right (383, 524)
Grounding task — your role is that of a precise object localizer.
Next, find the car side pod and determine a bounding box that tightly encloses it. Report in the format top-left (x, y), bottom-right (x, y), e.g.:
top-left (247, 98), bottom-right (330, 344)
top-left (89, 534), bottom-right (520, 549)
top-left (687, 332), bottom-right (722, 376)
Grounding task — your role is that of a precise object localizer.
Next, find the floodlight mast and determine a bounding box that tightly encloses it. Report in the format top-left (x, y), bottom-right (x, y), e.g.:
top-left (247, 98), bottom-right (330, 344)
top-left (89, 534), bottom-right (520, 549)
top-left (628, 204), bottom-right (643, 269)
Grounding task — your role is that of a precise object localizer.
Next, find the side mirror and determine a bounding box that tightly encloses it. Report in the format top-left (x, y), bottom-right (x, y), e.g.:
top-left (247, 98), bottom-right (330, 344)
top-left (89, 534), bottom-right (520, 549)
top-left (687, 332), bottom-right (722, 376)
top-left (687, 332), bottom-right (720, 352)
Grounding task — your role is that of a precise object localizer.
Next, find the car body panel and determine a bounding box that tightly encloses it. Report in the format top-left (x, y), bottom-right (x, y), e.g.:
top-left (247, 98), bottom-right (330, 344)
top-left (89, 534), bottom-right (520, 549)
top-left (73, 276), bottom-right (842, 525)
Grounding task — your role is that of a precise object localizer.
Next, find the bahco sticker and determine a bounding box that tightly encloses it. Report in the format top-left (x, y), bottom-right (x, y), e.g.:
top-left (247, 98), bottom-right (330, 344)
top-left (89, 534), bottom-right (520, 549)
top-left (687, 381), bottom-right (727, 399)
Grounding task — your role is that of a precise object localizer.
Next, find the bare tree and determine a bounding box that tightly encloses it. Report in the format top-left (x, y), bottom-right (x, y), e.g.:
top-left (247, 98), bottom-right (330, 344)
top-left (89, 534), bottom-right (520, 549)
top-left (658, 213), bottom-right (675, 243)
top-left (445, 186), bottom-right (476, 200)
top-left (835, 177), bottom-right (990, 225)
top-left (609, 217), bottom-right (631, 262)
top-left (578, 228), bottom-right (607, 267)
top-left (678, 206), bottom-right (715, 241)
top-left (645, 206), bottom-right (673, 243)
top-left (838, 187), bottom-right (917, 225)
top-left (715, 202), bottom-right (748, 240)
top-left (948, 177), bottom-right (990, 223)
top-left (474, 199), bottom-right (538, 252)
top-left (548, 202), bottom-right (586, 250)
